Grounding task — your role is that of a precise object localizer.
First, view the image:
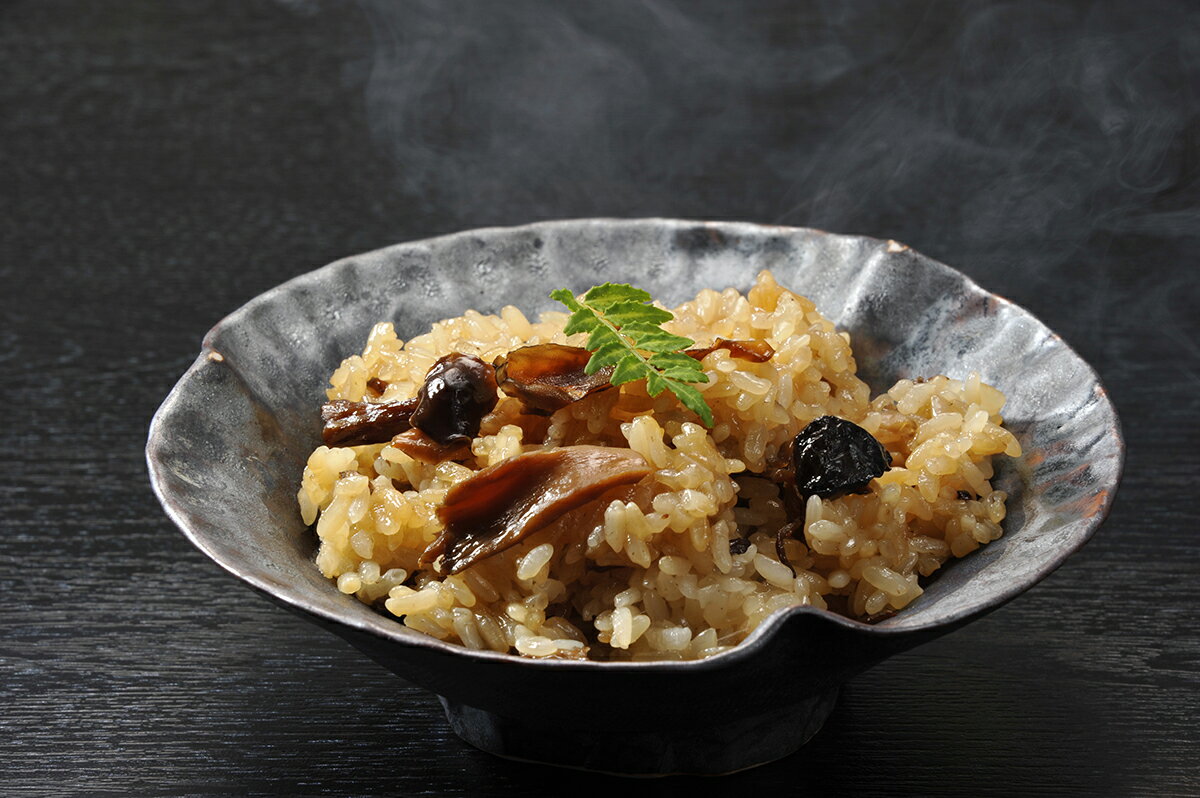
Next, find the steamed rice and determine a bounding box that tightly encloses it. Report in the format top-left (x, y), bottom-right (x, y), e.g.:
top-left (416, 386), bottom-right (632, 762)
top-left (298, 270), bottom-right (1021, 661)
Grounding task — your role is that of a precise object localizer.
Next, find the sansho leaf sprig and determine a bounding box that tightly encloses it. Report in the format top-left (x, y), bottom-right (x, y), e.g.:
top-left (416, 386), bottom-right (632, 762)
top-left (549, 283), bottom-right (714, 427)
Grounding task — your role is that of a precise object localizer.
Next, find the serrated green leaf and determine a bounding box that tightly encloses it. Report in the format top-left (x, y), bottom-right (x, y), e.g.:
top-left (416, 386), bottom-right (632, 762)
top-left (583, 283), bottom-right (652, 308)
top-left (610, 356), bottom-right (650, 386)
top-left (549, 288), bottom-right (583, 311)
top-left (667, 380), bottom-right (713, 427)
top-left (549, 282), bottom-right (715, 426)
top-left (658, 366), bottom-right (709, 383)
top-left (644, 370), bottom-right (668, 396)
top-left (621, 325), bottom-right (696, 353)
top-left (648, 352), bottom-right (703, 370)
top-left (648, 352), bottom-right (708, 383)
top-left (585, 325), bottom-right (621, 353)
top-left (603, 300), bottom-right (674, 327)
top-left (588, 340), bottom-right (628, 369)
top-left (562, 307), bottom-right (598, 336)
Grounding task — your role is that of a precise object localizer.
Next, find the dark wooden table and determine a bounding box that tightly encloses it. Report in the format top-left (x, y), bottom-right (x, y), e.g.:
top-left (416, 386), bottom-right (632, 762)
top-left (4, 1), bottom-right (1198, 795)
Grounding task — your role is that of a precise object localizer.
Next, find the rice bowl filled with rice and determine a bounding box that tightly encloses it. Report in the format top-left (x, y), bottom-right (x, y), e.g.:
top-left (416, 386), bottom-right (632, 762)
top-left (297, 270), bottom-right (1022, 662)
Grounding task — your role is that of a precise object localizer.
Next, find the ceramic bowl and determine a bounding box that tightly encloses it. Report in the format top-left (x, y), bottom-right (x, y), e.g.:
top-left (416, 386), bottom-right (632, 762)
top-left (147, 219), bottom-right (1123, 775)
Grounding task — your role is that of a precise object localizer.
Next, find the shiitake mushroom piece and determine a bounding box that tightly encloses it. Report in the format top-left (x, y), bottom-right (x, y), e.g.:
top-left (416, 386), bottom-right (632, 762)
top-left (389, 428), bottom-right (473, 464)
top-left (321, 397), bottom-right (418, 447)
top-left (410, 353), bottom-right (499, 445)
top-left (493, 344), bottom-right (614, 414)
top-left (684, 338), bottom-right (775, 363)
top-left (420, 445), bottom-right (651, 575)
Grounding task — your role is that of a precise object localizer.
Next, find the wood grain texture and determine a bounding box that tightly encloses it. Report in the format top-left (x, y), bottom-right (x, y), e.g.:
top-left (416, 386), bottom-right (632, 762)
top-left (2, 0), bottom-right (1198, 795)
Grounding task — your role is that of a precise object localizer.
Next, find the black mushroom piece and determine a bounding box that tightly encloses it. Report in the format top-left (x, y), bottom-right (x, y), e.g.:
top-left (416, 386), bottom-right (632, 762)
top-left (420, 446), bottom-right (651, 575)
top-left (792, 415), bottom-right (892, 498)
top-left (728, 536), bottom-right (751, 555)
top-left (494, 344), bottom-right (614, 414)
top-left (389, 428), bottom-right (473, 464)
top-left (775, 520), bottom-right (802, 577)
top-left (321, 397), bottom-right (418, 447)
top-left (410, 353), bottom-right (499, 445)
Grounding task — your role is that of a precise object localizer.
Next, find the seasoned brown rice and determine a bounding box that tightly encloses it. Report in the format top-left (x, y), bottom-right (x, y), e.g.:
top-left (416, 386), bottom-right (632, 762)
top-left (297, 270), bottom-right (1021, 660)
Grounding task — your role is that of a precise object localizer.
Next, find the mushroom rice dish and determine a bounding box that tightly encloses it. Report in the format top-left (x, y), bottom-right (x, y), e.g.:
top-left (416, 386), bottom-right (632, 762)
top-left (297, 270), bottom-right (1021, 661)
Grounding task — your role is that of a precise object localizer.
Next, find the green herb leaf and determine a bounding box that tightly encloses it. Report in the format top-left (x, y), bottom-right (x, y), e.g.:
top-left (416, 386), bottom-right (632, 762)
top-left (551, 283), bottom-right (714, 427)
top-left (611, 356), bottom-right (650, 386)
top-left (582, 283), bottom-right (653, 308)
top-left (602, 301), bottom-right (674, 327)
top-left (666, 381), bottom-right (712, 427)
top-left (619, 323), bottom-right (696, 353)
top-left (648, 352), bottom-right (709, 381)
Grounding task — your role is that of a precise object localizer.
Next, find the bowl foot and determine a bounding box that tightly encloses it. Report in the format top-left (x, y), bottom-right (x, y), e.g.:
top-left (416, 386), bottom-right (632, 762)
top-left (439, 686), bottom-right (839, 776)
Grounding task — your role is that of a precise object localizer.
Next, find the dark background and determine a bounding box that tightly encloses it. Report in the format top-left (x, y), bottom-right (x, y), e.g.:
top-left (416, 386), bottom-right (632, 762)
top-left (3, 0), bottom-right (1198, 795)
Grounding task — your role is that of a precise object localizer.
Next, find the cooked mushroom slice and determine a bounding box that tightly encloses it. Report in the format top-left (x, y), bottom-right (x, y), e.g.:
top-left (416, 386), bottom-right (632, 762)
top-left (423, 445), bottom-right (651, 574)
top-left (685, 338), bottom-right (775, 363)
top-left (411, 353), bottom-right (499, 445)
top-left (774, 520), bottom-right (801, 577)
top-left (321, 397), bottom-right (417, 447)
top-left (494, 344), bottom-right (614, 414)
top-left (389, 428), bottom-right (473, 464)
top-left (729, 536), bottom-right (751, 556)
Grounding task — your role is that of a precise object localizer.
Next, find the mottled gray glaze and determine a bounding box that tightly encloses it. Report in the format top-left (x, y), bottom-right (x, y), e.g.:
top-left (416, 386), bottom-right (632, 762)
top-left (146, 219), bottom-right (1123, 776)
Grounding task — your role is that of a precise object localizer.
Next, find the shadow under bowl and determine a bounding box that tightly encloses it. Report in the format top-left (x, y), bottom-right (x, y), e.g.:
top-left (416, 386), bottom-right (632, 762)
top-left (147, 219), bottom-right (1123, 776)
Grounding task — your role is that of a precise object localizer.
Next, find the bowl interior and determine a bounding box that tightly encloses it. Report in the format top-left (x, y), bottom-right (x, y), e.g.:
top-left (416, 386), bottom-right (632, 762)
top-left (148, 219), bottom-right (1123, 664)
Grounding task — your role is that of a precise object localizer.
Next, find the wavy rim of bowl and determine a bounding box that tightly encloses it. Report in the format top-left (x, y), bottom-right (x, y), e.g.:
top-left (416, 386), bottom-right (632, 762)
top-left (147, 217), bottom-right (1125, 673)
